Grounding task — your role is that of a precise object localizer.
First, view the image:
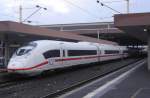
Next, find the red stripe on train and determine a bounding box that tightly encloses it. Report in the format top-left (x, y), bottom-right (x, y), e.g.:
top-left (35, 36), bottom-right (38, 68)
top-left (55, 54), bottom-right (122, 62)
top-left (7, 54), bottom-right (125, 71)
top-left (8, 61), bottom-right (49, 71)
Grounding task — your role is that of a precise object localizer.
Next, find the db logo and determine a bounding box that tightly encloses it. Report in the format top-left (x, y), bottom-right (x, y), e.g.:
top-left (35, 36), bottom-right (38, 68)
top-left (48, 59), bottom-right (54, 65)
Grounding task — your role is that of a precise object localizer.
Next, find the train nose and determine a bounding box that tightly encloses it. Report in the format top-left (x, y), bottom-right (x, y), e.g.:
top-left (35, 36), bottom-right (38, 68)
top-left (7, 61), bottom-right (25, 71)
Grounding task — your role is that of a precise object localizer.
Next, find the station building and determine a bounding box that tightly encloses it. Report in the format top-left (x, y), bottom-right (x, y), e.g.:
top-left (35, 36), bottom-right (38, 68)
top-left (0, 13), bottom-right (148, 68)
top-left (0, 21), bottom-right (116, 67)
top-left (40, 22), bottom-right (146, 46)
top-left (114, 12), bottom-right (150, 69)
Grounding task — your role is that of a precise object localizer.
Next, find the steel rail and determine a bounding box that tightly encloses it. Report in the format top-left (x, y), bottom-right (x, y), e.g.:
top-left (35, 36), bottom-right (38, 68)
top-left (40, 58), bottom-right (143, 98)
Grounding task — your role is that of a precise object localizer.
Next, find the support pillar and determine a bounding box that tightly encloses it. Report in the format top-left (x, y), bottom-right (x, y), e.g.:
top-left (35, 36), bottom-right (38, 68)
top-left (0, 34), bottom-right (4, 67)
top-left (148, 35), bottom-right (150, 70)
top-left (4, 42), bottom-right (9, 66)
top-left (4, 34), bottom-right (9, 67)
top-left (97, 30), bottom-right (100, 41)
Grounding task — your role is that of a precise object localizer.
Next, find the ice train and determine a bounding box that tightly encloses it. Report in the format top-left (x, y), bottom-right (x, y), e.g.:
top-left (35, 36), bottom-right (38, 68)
top-left (7, 40), bottom-right (128, 75)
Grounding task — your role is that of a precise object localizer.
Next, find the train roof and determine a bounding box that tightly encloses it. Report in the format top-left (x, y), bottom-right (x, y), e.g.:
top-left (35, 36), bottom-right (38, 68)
top-left (31, 40), bottom-right (127, 50)
top-left (33, 40), bottom-right (119, 46)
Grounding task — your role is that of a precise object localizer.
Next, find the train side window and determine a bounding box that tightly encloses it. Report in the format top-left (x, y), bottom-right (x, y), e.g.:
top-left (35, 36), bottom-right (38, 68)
top-left (105, 50), bottom-right (119, 54)
top-left (68, 50), bottom-right (97, 56)
top-left (43, 50), bottom-right (60, 59)
top-left (123, 50), bottom-right (128, 53)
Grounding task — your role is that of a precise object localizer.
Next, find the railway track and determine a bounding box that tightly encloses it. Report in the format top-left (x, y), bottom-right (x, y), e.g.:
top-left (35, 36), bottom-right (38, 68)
top-left (0, 75), bottom-right (33, 89)
top-left (0, 72), bottom-right (42, 90)
top-left (0, 58), bottom-right (143, 98)
top-left (0, 68), bottom-right (7, 73)
top-left (40, 58), bottom-right (144, 98)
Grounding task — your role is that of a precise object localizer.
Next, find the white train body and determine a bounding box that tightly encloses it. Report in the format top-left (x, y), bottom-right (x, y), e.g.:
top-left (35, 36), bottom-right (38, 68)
top-left (7, 40), bottom-right (128, 75)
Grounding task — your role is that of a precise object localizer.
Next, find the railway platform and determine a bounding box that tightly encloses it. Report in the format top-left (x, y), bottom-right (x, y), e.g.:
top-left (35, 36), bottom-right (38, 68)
top-left (99, 60), bottom-right (149, 98)
top-left (59, 59), bottom-right (148, 98)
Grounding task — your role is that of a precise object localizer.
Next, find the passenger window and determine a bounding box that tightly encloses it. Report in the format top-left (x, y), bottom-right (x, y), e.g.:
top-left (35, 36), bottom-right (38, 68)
top-left (123, 50), bottom-right (128, 53)
top-left (105, 50), bottom-right (119, 54)
top-left (43, 50), bottom-right (60, 59)
top-left (68, 50), bottom-right (97, 56)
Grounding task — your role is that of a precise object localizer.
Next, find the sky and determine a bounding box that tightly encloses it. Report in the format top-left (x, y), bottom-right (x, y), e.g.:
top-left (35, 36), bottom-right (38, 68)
top-left (0, 0), bottom-right (150, 25)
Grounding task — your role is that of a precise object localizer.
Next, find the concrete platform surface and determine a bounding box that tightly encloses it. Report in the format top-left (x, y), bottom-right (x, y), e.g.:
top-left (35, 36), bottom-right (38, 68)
top-left (59, 59), bottom-right (146, 98)
top-left (98, 61), bottom-right (149, 98)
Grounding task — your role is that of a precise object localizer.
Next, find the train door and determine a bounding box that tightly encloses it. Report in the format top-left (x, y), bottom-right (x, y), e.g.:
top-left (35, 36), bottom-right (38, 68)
top-left (60, 43), bottom-right (65, 67)
top-left (92, 44), bottom-right (100, 62)
top-left (97, 47), bottom-right (101, 62)
top-left (98, 49), bottom-right (101, 62)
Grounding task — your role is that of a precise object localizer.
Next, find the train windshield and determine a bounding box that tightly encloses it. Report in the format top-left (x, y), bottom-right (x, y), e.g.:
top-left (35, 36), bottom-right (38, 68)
top-left (15, 42), bottom-right (37, 56)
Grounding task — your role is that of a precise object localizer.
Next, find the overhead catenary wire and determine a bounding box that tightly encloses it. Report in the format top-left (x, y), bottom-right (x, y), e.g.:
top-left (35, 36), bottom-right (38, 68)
top-left (12, 0), bottom-right (114, 24)
top-left (22, 5), bottom-right (47, 23)
top-left (13, 0), bottom-right (113, 23)
top-left (63, 0), bottom-right (112, 20)
top-left (103, 0), bottom-right (126, 4)
top-left (97, 0), bottom-right (122, 14)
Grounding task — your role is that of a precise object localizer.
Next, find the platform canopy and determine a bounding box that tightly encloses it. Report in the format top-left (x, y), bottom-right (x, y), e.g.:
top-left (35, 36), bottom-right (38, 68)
top-left (41, 22), bottom-right (146, 45)
top-left (114, 13), bottom-right (150, 43)
top-left (0, 21), bottom-right (117, 45)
